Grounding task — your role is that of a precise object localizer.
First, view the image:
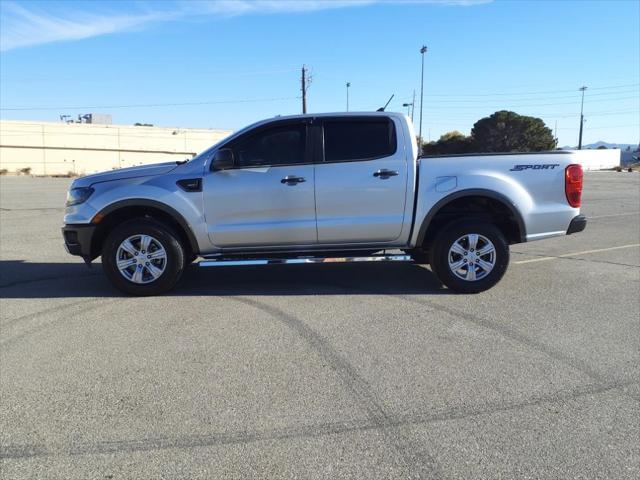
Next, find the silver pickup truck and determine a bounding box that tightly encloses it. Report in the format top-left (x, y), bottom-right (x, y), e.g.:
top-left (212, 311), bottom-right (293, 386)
top-left (62, 112), bottom-right (586, 295)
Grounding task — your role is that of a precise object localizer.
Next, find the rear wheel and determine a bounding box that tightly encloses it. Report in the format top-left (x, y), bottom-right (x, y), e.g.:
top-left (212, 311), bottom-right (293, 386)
top-left (429, 220), bottom-right (509, 293)
top-left (102, 219), bottom-right (185, 295)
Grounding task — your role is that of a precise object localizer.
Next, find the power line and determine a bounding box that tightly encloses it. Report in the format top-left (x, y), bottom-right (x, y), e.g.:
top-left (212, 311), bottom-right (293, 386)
top-left (0, 68), bottom-right (300, 85)
top-left (355, 95), bottom-right (637, 112)
top-left (416, 108), bottom-right (637, 121)
top-left (1, 83), bottom-right (636, 113)
top-left (416, 90), bottom-right (638, 103)
top-left (407, 82), bottom-right (640, 98)
top-left (552, 109), bottom-right (638, 117)
top-left (0, 96), bottom-right (301, 112)
top-left (556, 124), bottom-right (640, 130)
top-left (384, 95), bottom-right (638, 110)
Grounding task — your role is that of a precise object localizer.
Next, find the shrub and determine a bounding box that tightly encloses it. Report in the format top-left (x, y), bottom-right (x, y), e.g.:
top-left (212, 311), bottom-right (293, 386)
top-left (422, 131), bottom-right (473, 155)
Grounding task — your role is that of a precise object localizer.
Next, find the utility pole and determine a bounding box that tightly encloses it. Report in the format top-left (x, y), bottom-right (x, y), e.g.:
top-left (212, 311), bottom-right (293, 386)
top-left (554, 120), bottom-right (558, 148)
top-left (301, 65), bottom-right (307, 114)
top-left (578, 86), bottom-right (587, 149)
top-left (419, 45), bottom-right (428, 146)
top-left (346, 82), bottom-right (351, 111)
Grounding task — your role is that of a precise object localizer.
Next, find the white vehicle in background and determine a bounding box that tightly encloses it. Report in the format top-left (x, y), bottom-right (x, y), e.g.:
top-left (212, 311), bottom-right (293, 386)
top-left (62, 112), bottom-right (586, 295)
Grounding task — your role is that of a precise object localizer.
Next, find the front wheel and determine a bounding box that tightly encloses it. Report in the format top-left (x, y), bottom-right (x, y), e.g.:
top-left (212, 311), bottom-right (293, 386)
top-left (429, 220), bottom-right (509, 293)
top-left (102, 218), bottom-right (185, 296)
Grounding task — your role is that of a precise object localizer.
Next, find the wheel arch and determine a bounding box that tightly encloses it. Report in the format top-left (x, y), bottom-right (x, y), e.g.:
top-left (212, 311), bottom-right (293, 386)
top-left (416, 189), bottom-right (526, 248)
top-left (91, 199), bottom-right (200, 258)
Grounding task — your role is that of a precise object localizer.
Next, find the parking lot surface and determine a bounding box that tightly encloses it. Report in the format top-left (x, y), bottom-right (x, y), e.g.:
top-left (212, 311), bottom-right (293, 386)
top-left (1, 172), bottom-right (639, 479)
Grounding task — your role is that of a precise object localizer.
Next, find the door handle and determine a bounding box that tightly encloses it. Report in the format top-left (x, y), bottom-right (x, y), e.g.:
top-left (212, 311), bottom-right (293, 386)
top-left (373, 169), bottom-right (399, 179)
top-left (281, 175), bottom-right (306, 185)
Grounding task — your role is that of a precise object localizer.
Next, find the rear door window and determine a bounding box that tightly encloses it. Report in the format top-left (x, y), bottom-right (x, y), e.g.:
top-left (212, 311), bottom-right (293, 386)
top-left (323, 119), bottom-right (396, 162)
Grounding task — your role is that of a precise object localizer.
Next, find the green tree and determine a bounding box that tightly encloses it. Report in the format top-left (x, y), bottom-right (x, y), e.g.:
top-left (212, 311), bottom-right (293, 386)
top-left (422, 130), bottom-right (473, 155)
top-left (439, 130), bottom-right (465, 141)
top-left (471, 110), bottom-right (556, 153)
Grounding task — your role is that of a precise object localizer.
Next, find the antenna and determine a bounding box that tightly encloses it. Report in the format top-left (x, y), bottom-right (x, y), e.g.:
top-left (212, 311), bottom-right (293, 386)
top-left (377, 94), bottom-right (394, 112)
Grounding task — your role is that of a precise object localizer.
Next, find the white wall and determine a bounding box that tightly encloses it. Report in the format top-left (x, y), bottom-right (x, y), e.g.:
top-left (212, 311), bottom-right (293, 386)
top-left (570, 149), bottom-right (621, 171)
top-left (0, 120), bottom-right (233, 176)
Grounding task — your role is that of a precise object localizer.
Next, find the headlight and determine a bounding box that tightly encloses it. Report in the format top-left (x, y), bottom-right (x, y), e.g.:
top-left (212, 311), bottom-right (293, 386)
top-left (66, 187), bottom-right (94, 207)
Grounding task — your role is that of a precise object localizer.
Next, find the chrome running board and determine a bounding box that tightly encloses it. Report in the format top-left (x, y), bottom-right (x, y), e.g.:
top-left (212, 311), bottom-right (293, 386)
top-left (199, 254), bottom-right (412, 268)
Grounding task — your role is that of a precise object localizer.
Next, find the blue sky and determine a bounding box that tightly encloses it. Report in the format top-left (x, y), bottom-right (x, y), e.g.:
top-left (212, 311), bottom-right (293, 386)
top-left (1, 0), bottom-right (638, 146)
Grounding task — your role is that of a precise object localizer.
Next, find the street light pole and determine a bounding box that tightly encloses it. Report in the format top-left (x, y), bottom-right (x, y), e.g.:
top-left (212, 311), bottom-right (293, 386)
top-left (411, 89), bottom-right (416, 122)
top-left (346, 82), bottom-right (350, 111)
top-left (578, 86), bottom-right (587, 150)
top-left (419, 45), bottom-right (428, 147)
top-left (402, 102), bottom-right (413, 118)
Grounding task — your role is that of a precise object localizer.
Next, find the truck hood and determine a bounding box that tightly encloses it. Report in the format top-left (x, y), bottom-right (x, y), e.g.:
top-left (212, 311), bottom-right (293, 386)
top-left (72, 161), bottom-right (180, 188)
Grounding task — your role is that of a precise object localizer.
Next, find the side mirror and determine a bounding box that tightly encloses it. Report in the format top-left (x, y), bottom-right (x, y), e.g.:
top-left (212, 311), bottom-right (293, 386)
top-left (211, 148), bottom-right (234, 171)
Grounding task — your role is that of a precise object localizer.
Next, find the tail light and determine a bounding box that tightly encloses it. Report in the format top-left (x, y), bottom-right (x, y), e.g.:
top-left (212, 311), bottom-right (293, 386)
top-left (565, 164), bottom-right (583, 208)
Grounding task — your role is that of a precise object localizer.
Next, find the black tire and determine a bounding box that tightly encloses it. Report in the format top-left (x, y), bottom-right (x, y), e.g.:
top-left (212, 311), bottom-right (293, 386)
top-left (429, 219), bottom-right (509, 294)
top-left (102, 218), bottom-right (185, 296)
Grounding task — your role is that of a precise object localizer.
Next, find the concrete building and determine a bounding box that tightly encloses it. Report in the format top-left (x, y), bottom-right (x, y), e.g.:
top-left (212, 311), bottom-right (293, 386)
top-left (0, 120), bottom-right (232, 176)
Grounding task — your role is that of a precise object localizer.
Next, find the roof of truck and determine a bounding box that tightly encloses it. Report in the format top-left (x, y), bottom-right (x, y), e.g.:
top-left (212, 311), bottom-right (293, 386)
top-left (269, 111), bottom-right (406, 120)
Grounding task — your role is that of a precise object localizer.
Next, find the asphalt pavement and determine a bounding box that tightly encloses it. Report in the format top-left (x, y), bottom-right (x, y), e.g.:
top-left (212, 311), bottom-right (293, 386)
top-left (1, 172), bottom-right (639, 479)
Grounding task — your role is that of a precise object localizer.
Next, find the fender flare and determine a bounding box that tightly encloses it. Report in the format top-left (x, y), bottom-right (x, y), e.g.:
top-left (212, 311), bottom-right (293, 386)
top-left (95, 199), bottom-right (200, 254)
top-left (415, 188), bottom-right (527, 246)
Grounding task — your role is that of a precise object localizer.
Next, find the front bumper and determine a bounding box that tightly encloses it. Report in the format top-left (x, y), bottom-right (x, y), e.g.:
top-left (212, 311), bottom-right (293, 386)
top-left (566, 214), bottom-right (587, 235)
top-left (62, 224), bottom-right (97, 258)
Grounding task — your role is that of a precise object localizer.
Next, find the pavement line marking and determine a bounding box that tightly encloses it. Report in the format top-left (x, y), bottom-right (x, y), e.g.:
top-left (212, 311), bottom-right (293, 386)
top-left (589, 212), bottom-right (640, 219)
top-left (513, 244), bottom-right (640, 264)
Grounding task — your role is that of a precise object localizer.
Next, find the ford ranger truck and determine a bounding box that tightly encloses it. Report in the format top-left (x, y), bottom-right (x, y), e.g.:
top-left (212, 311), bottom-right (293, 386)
top-left (62, 112), bottom-right (586, 295)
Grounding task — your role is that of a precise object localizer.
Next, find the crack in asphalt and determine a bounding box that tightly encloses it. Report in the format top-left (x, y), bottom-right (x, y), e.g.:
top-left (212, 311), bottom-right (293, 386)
top-left (316, 278), bottom-right (640, 406)
top-left (231, 296), bottom-right (442, 480)
top-left (1, 300), bottom-right (89, 329)
top-left (0, 269), bottom-right (636, 473)
top-left (397, 294), bottom-right (607, 383)
top-left (0, 380), bottom-right (634, 461)
top-left (394, 294), bottom-right (640, 406)
top-left (0, 299), bottom-right (121, 348)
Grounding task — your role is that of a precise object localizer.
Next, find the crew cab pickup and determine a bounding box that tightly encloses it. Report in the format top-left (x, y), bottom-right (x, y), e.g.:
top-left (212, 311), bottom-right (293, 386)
top-left (62, 112), bottom-right (586, 295)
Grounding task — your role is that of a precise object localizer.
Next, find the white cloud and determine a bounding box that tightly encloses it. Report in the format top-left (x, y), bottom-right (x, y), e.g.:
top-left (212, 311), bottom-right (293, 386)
top-left (0, 0), bottom-right (491, 52)
top-left (187, 1), bottom-right (376, 16)
top-left (188, 0), bottom-right (491, 16)
top-left (0, 2), bottom-right (177, 51)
